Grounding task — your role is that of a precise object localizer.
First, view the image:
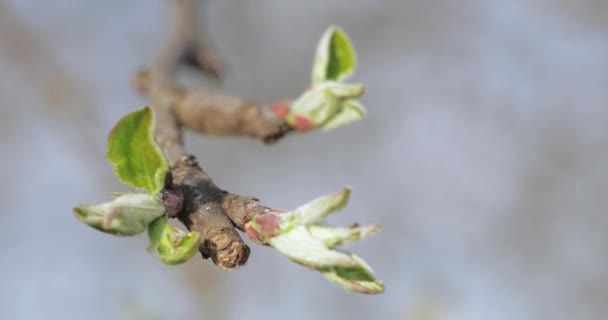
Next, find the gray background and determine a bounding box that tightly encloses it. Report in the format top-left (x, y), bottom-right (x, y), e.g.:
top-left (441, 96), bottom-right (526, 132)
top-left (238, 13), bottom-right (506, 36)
top-left (1, 0), bottom-right (607, 319)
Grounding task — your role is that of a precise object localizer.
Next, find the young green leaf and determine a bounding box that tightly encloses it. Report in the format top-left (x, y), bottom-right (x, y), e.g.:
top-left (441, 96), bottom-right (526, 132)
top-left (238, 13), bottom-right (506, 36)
top-left (320, 100), bottom-right (366, 131)
top-left (316, 81), bottom-right (365, 99)
top-left (269, 226), bottom-right (384, 294)
top-left (312, 26), bottom-right (356, 83)
top-left (147, 217), bottom-right (199, 265)
top-left (285, 87), bottom-right (366, 132)
top-left (286, 89), bottom-right (339, 130)
top-left (283, 187), bottom-right (351, 228)
top-left (107, 107), bottom-right (169, 194)
top-left (307, 224), bottom-right (381, 247)
top-left (73, 193), bottom-right (166, 236)
top-left (322, 256), bottom-right (385, 294)
top-left (244, 188), bottom-right (383, 294)
top-left (286, 27), bottom-right (365, 132)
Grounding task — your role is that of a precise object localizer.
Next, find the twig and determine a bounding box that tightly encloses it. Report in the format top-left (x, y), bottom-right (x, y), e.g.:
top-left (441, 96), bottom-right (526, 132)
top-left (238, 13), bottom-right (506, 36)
top-left (135, 0), bottom-right (291, 269)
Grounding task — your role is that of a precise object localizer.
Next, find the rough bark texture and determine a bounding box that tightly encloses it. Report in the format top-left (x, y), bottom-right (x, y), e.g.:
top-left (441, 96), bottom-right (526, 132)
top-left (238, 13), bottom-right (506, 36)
top-left (135, 0), bottom-right (288, 269)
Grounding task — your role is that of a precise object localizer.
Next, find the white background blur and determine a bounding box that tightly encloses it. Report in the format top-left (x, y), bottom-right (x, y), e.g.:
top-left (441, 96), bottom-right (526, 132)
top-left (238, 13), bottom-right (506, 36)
top-left (1, 0), bottom-right (607, 319)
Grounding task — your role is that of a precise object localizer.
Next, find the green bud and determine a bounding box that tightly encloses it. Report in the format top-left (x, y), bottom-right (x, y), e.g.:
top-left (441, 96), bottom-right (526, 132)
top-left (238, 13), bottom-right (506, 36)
top-left (246, 187), bottom-right (384, 294)
top-left (73, 193), bottom-right (165, 236)
top-left (147, 217), bottom-right (199, 265)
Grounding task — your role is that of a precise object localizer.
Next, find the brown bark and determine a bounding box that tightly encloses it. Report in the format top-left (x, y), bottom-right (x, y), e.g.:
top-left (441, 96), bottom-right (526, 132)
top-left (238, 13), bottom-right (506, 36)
top-left (136, 0), bottom-right (287, 269)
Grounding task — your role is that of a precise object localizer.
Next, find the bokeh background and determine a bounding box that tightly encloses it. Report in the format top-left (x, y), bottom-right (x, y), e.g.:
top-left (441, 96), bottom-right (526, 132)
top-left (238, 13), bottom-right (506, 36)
top-left (1, 0), bottom-right (607, 319)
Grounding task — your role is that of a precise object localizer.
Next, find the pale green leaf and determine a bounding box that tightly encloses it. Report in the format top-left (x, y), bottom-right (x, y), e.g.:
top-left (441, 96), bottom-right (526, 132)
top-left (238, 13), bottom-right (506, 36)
top-left (286, 89), bottom-right (338, 129)
top-left (269, 226), bottom-right (358, 269)
top-left (269, 226), bottom-right (384, 294)
top-left (286, 85), bottom-right (366, 131)
top-left (320, 100), bottom-right (366, 131)
top-left (312, 26), bottom-right (356, 83)
top-left (322, 255), bottom-right (385, 294)
top-left (147, 217), bottom-right (199, 265)
top-left (107, 106), bottom-right (169, 194)
top-left (73, 193), bottom-right (165, 236)
top-left (243, 187), bottom-right (384, 294)
top-left (307, 224), bottom-right (381, 247)
top-left (316, 81), bottom-right (365, 99)
top-left (282, 187), bottom-right (351, 228)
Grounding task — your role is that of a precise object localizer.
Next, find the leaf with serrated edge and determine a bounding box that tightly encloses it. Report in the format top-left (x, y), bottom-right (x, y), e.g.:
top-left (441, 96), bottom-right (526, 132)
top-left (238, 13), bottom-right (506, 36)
top-left (73, 193), bottom-right (165, 236)
top-left (320, 100), bottom-right (366, 131)
top-left (147, 217), bottom-right (199, 265)
top-left (107, 107), bottom-right (169, 194)
top-left (312, 26), bottom-right (356, 83)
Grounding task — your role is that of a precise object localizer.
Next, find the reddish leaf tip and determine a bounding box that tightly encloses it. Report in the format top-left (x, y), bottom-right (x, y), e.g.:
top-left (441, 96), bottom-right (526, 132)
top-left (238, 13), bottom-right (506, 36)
top-left (293, 115), bottom-right (316, 131)
top-left (245, 225), bottom-right (265, 244)
top-left (271, 101), bottom-right (291, 118)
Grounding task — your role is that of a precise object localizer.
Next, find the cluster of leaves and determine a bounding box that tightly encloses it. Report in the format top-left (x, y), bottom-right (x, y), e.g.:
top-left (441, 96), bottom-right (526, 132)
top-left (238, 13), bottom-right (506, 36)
top-left (73, 27), bottom-right (383, 294)
top-left (74, 107), bottom-right (199, 264)
top-left (275, 26), bottom-right (366, 131)
top-left (245, 188), bottom-right (383, 294)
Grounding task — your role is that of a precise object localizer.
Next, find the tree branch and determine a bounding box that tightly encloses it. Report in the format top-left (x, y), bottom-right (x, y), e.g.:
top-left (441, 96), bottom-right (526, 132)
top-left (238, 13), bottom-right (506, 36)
top-left (134, 0), bottom-right (289, 269)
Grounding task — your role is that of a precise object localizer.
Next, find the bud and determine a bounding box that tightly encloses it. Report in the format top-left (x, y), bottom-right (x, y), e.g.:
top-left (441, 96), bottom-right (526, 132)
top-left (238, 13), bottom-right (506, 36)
top-left (286, 84), bottom-right (366, 132)
top-left (147, 217), bottom-right (199, 265)
top-left (319, 100), bottom-right (365, 131)
top-left (243, 187), bottom-right (384, 294)
top-left (286, 89), bottom-right (337, 130)
top-left (161, 190), bottom-right (183, 218)
top-left (73, 193), bottom-right (165, 236)
top-left (269, 225), bottom-right (384, 294)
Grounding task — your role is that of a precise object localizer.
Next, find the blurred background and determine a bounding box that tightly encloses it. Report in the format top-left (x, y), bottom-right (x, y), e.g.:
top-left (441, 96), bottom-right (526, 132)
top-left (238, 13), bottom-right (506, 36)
top-left (1, 0), bottom-right (607, 319)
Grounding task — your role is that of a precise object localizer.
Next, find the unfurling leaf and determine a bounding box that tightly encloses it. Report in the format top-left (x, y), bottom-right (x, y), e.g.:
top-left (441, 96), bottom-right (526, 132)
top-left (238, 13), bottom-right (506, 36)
top-left (285, 83), bottom-right (366, 131)
top-left (73, 193), bottom-right (165, 236)
top-left (286, 27), bottom-right (365, 132)
top-left (313, 26), bottom-right (356, 83)
top-left (283, 187), bottom-right (351, 228)
top-left (317, 81), bottom-right (364, 99)
top-left (307, 224), bottom-right (381, 247)
top-left (286, 89), bottom-right (338, 130)
top-left (322, 255), bottom-right (385, 294)
top-left (320, 100), bottom-right (366, 131)
top-left (269, 226), bottom-right (384, 294)
top-left (244, 188), bottom-right (384, 294)
top-left (107, 106), bottom-right (169, 194)
top-left (147, 217), bottom-right (199, 265)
